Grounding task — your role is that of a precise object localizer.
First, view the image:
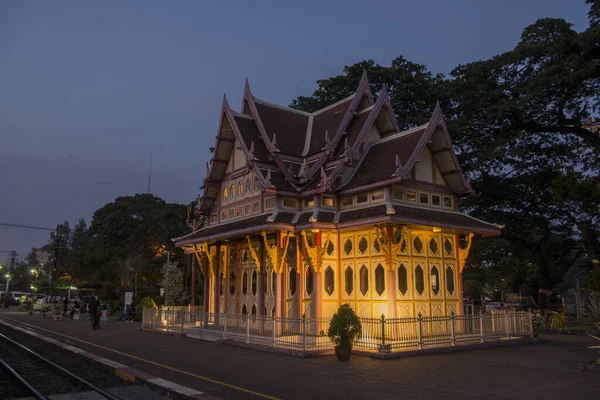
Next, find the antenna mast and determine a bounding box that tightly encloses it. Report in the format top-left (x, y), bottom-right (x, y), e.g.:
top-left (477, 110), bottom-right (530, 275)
top-left (147, 152), bottom-right (153, 193)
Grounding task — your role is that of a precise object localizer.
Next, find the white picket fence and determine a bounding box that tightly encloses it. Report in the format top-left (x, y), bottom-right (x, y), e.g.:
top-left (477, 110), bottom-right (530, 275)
top-left (142, 308), bottom-right (532, 353)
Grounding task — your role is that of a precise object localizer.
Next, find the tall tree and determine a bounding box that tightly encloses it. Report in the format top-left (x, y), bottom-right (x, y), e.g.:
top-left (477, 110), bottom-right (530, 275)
top-left (290, 1), bottom-right (600, 298)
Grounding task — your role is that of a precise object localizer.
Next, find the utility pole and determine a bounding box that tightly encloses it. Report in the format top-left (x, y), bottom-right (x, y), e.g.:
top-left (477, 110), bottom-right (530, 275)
top-left (147, 152), bottom-right (153, 194)
top-left (4, 251), bottom-right (16, 293)
top-left (165, 251), bottom-right (170, 306)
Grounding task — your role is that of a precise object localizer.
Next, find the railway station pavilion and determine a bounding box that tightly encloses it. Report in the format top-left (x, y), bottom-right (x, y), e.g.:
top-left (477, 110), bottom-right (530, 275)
top-left (173, 72), bottom-right (501, 321)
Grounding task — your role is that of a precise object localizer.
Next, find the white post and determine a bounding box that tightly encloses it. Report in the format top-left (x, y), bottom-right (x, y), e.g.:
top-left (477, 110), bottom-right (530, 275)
top-left (200, 312), bottom-right (203, 339)
top-left (450, 312), bottom-right (456, 346)
top-left (380, 314), bottom-right (386, 352)
top-left (529, 312), bottom-right (534, 338)
top-left (181, 310), bottom-right (184, 334)
top-left (479, 314), bottom-right (484, 343)
top-left (166, 310), bottom-right (170, 333)
top-left (418, 313), bottom-right (423, 349)
top-left (506, 312), bottom-right (511, 340)
top-left (491, 309), bottom-right (495, 333)
top-left (222, 311), bottom-right (227, 340)
top-left (272, 317), bottom-right (276, 347)
top-left (302, 314), bottom-right (307, 352)
top-left (152, 309), bottom-right (156, 331)
top-left (246, 315), bottom-right (250, 344)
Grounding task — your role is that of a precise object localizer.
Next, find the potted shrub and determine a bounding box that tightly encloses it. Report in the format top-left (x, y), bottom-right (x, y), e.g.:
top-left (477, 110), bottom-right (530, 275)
top-left (52, 305), bottom-right (63, 321)
top-left (328, 303), bottom-right (362, 361)
top-left (41, 304), bottom-right (52, 318)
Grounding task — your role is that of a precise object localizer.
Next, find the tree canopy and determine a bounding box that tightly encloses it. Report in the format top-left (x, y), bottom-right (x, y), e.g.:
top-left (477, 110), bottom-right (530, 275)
top-left (290, 1), bottom-right (600, 298)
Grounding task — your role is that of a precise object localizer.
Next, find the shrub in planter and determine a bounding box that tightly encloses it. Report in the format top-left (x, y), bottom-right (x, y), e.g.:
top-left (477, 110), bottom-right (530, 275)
top-left (550, 311), bottom-right (567, 329)
top-left (582, 294), bottom-right (600, 364)
top-left (328, 303), bottom-right (362, 361)
top-left (136, 297), bottom-right (158, 322)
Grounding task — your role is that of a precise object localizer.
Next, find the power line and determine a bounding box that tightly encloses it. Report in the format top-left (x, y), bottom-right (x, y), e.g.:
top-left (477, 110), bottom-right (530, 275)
top-left (0, 223), bottom-right (55, 231)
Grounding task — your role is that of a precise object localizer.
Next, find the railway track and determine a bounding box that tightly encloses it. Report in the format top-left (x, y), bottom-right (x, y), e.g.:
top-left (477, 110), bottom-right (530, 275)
top-left (0, 324), bottom-right (124, 400)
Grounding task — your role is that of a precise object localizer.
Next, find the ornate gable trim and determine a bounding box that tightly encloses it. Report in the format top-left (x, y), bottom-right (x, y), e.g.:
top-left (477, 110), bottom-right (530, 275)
top-left (304, 70), bottom-right (375, 182)
top-left (400, 103), bottom-right (473, 196)
top-left (199, 94), bottom-right (270, 212)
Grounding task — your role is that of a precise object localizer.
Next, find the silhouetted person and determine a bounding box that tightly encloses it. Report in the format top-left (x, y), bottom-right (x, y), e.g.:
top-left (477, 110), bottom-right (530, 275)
top-left (89, 296), bottom-right (101, 329)
top-left (63, 296), bottom-right (68, 317)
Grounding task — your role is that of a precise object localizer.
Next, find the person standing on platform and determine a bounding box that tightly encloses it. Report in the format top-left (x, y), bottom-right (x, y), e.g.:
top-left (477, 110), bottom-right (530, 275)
top-left (89, 296), bottom-right (101, 329)
top-left (100, 305), bottom-right (108, 325)
top-left (62, 296), bottom-right (68, 317)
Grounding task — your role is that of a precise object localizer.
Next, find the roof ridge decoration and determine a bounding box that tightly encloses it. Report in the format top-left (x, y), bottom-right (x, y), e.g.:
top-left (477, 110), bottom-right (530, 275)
top-left (375, 123), bottom-right (428, 145)
top-left (301, 114), bottom-right (314, 157)
top-left (252, 95), bottom-right (312, 116)
top-left (243, 78), bottom-right (295, 184)
top-left (230, 109), bottom-right (254, 119)
top-left (311, 93), bottom-right (357, 116)
top-left (328, 84), bottom-right (395, 186)
top-left (304, 70), bottom-right (375, 182)
top-left (198, 93), bottom-right (270, 212)
top-left (400, 102), bottom-right (473, 195)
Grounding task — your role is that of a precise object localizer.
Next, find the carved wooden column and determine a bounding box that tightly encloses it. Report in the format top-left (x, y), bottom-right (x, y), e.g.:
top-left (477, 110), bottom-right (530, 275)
top-left (387, 270), bottom-right (396, 318)
top-left (214, 244), bottom-right (221, 314)
top-left (190, 254), bottom-right (196, 306)
top-left (297, 235), bottom-right (304, 319)
top-left (386, 226), bottom-right (397, 318)
top-left (258, 241), bottom-right (265, 315)
top-left (275, 272), bottom-right (283, 318)
top-left (314, 231), bottom-right (322, 321)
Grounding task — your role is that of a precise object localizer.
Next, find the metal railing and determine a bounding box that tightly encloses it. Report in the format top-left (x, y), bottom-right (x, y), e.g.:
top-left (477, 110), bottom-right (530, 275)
top-left (142, 308), bottom-right (532, 353)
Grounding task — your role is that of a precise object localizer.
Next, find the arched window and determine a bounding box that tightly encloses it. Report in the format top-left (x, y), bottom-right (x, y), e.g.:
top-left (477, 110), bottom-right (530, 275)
top-left (230, 184), bottom-right (235, 198)
top-left (251, 270), bottom-right (257, 295)
top-left (219, 276), bottom-right (224, 297)
top-left (229, 272), bottom-right (236, 296)
top-left (289, 267), bottom-right (297, 296)
top-left (223, 187), bottom-right (228, 201)
top-left (375, 264), bottom-right (385, 296)
top-left (241, 304), bottom-right (247, 315)
top-left (305, 267), bottom-right (313, 296)
top-left (415, 265), bottom-right (424, 295)
top-left (325, 266), bottom-right (334, 295)
top-left (446, 266), bottom-right (455, 295)
top-left (242, 271), bottom-right (248, 295)
top-left (397, 263), bottom-right (408, 295)
top-left (345, 266), bottom-right (353, 295)
top-left (431, 265), bottom-right (440, 295)
top-left (245, 178), bottom-right (251, 194)
top-left (251, 304), bottom-right (257, 315)
top-left (359, 265), bottom-right (369, 296)
top-left (238, 181), bottom-right (244, 196)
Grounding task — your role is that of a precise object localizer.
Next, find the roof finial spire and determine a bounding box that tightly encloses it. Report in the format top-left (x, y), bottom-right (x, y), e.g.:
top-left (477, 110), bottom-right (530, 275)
top-left (249, 141), bottom-right (256, 160)
top-left (395, 154), bottom-right (403, 177)
top-left (358, 69), bottom-right (369, 90)
top-left (266, 168), bottom-right (272, 186)
top-left (320, 167), bottom-right (331, 190)
top-left (299, 158), bottom-right (308, 177)
top-left (205, 162), bottom-right (210, 177)
top-left (244, 77), bottom-right (252, 96)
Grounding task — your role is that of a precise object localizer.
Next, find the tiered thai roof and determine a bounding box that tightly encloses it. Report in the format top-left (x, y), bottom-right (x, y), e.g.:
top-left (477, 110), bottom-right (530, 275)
top-left (174, 72), bottom-right (501, 246)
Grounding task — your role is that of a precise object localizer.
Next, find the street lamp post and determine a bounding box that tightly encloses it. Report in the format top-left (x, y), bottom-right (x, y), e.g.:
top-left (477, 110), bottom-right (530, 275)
top-left (128, 267), bottom-right (138, 303)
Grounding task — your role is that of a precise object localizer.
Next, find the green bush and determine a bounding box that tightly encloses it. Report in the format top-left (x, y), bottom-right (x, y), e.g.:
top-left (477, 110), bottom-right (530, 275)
top-left (550, 311), bottom-right (567, 329)
top-left (328, 304), bottom-right (362, 349)
top-left (136, 296), bottom-right (157, 322)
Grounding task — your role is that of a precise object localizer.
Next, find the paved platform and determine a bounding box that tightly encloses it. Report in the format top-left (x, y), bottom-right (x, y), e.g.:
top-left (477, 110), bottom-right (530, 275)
top-left (1, 308), bottom-right (599, 400)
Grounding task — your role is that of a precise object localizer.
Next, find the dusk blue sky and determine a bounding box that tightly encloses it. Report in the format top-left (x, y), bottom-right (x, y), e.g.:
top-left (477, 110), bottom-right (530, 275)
top-left (0, 0), bottom-right (590, 261)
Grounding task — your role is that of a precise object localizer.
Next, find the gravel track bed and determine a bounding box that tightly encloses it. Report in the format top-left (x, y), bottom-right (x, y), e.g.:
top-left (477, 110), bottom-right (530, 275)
top-left (0, 362), bottom-right (32, 399)
top-left (0, 322), bottom-right (131, 398)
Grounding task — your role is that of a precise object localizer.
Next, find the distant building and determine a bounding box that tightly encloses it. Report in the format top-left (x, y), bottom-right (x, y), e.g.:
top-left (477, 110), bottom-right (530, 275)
top-left (35, 245), bottom-right (53, 278)
top-left (174, 73), bottom-right (502, 319)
